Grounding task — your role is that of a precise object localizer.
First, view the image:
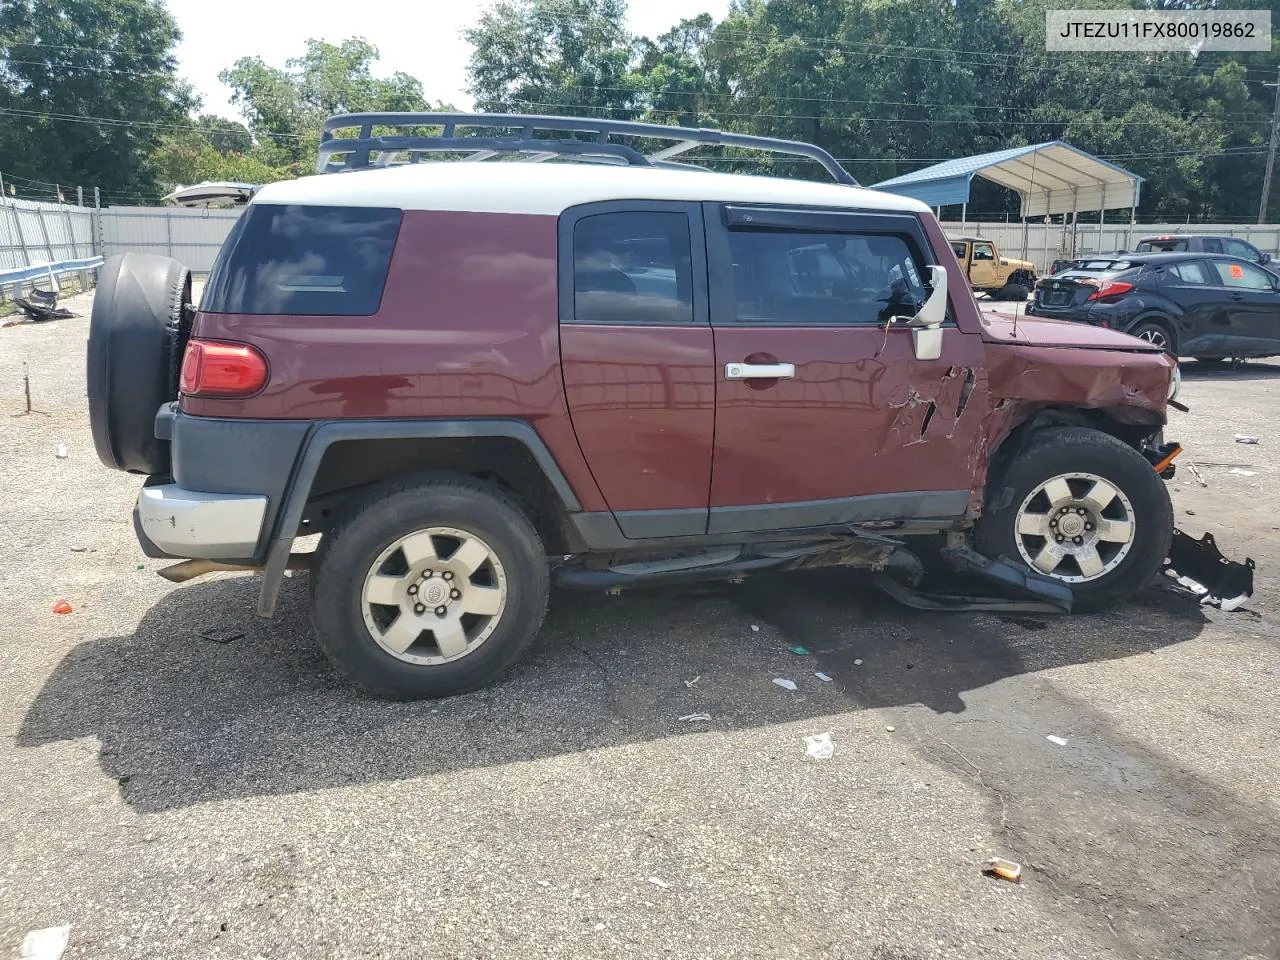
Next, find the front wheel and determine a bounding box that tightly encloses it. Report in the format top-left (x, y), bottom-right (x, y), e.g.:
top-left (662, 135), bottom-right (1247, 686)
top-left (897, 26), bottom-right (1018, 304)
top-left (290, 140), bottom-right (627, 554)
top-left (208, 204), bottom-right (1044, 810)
top-left (975, 427), bottom-right (1173, 611)
top-left (310, 473), bottom-right (550, 699)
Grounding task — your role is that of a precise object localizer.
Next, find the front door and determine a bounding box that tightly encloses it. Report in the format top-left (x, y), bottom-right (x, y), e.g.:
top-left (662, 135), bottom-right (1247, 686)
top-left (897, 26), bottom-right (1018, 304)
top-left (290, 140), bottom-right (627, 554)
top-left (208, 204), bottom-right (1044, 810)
top-left (969, 240), bottom-right (1000, 289)
top-left (558, 202), bottom-right (715, 537)
top-left (1205, 257), bottom-right (1280, 356)
top-left (704, 204), bottom-right (987, 535)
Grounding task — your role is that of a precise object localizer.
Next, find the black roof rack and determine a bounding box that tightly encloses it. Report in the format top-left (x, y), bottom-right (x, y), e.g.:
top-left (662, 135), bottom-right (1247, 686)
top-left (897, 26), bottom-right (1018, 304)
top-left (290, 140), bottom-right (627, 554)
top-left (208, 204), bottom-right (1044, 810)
top-left (317, 112), bottom-right (859, 186)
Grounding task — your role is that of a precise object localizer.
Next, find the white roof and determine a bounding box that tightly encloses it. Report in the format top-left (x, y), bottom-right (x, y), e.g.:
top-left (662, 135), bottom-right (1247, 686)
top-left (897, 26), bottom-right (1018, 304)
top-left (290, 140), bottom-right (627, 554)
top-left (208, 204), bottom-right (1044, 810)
top-left (251, 162), bottom-right (931, 217)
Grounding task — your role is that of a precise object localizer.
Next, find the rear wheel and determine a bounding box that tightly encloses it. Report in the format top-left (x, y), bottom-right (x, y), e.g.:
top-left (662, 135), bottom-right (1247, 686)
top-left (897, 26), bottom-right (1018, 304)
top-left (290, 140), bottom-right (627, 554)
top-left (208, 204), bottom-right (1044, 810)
top-left (975, 427), bottom-right (1172, 611)
top-left (1128, 320), bottom-right (1175, 354)
top-left (310, 474), bottom-right (549, 699)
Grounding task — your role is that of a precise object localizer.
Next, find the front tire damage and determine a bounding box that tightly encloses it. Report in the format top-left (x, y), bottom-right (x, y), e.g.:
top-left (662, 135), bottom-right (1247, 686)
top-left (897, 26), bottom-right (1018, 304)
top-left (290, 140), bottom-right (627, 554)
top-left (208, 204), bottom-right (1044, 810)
top-left (974, 426), bottom-right (1253, 611)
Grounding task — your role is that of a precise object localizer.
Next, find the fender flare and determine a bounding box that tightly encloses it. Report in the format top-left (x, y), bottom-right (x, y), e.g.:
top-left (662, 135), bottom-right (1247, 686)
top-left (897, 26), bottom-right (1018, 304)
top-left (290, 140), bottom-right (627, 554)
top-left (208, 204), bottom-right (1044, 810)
top-left (256, 419), bottom-right (581, 617)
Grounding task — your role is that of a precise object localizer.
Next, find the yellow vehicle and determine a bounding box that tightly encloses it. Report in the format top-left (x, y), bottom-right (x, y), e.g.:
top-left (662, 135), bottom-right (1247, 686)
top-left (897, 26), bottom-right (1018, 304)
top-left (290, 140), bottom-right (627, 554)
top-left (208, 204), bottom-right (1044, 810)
top-left (948, 236), bottom-right (1038, 300)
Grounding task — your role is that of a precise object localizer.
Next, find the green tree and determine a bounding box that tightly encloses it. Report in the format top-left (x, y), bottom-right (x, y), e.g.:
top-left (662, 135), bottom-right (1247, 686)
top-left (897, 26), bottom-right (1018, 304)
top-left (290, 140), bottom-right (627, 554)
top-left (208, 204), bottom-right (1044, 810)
top-left (465, 0), bottom-right (643, 116)
top-left (635, 14), bottom-right (726, 127)
top-left (220, 38), bottom-right (435, 165)
top-left (0, 0), bottom-right (193, 201)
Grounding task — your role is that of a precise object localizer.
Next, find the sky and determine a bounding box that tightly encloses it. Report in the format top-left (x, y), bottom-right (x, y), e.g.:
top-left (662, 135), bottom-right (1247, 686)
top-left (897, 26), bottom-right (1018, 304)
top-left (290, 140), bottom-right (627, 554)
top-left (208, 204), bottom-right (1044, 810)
top-left (168, 0), bottom-right (730, 122)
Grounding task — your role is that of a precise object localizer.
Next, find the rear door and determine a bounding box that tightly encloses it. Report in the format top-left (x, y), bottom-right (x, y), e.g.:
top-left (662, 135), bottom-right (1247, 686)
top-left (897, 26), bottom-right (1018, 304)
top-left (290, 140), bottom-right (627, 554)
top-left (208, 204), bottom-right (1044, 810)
top-left (1205, 257), bottom-right (1280, 355)
top-left (558, 202), bottom-right (714, 537)
top-left (703, 204), bottom-right (985, 534)
top-left (1158, 259), bottom-right (1226, 354)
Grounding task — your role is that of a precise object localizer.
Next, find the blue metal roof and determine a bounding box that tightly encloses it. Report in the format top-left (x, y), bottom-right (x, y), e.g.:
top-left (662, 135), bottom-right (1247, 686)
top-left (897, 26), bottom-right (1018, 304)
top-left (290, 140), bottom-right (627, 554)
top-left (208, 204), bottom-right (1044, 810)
top-left (872, 141), bottom-right (1143, 216)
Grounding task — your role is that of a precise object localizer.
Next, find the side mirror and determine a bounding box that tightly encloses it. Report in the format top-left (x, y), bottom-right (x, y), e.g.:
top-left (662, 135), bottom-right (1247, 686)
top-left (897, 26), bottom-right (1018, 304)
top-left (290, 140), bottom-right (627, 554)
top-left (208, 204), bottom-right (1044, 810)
top-left (906, 266), bottom-right (947, 361)
top-left (1261, 252), bottom-right (1272, 265)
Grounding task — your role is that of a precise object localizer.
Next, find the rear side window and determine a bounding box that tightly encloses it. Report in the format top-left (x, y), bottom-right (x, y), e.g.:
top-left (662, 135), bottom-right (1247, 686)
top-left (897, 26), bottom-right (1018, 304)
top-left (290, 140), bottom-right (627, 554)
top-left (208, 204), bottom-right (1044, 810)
top-left (726, 230), bottom-right (929, 325)
top-left (1168, 262), bottom-right (1213, 284)
top-left (950, 241), bottom-right (967, 259)
top-left (573, 211), bottom-right (693, 323)
top-left (202, 204), bottom-right (402, 316)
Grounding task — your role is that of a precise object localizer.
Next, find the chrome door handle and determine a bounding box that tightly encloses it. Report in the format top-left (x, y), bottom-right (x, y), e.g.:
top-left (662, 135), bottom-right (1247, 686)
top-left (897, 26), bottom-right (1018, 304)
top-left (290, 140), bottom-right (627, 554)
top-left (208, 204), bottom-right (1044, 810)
top-left (725, 362), bottom-right (795, 380)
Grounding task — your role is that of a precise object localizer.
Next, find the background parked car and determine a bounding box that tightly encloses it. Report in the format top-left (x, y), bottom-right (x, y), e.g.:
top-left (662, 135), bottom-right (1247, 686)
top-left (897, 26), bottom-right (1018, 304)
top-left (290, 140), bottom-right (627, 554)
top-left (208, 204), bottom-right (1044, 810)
top-left (1026, 252), bottom-right (1280, 361)
top-left (1134, 235), bottom-right (1277, 275)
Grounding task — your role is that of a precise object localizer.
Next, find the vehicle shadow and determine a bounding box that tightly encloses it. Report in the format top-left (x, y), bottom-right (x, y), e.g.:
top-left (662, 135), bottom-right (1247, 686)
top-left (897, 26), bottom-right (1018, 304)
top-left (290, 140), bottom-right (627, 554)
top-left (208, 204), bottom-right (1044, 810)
top-left (16, 569), bottom-right (1207, 814)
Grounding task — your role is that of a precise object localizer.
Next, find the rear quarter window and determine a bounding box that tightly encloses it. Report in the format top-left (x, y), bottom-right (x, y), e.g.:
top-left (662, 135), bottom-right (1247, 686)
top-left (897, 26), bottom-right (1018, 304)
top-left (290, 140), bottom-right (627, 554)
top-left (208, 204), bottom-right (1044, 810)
top-left (202, 204), bottom-right (403, 316)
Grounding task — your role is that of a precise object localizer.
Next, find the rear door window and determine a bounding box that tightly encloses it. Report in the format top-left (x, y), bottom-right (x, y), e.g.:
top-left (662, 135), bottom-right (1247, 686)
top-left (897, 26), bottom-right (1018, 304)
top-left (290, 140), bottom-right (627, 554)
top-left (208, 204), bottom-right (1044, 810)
top-left (203, 204), bottom-right (403, 316)
top-left (572, 211), bottom-right (694, 323)
top-left (1168, 261), bottom-right (1214, 284)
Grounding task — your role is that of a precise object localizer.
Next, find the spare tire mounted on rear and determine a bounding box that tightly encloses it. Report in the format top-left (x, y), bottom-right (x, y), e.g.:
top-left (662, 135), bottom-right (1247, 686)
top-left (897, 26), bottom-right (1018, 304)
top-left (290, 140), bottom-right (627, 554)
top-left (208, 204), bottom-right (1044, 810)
top-left (87, 254), bottom-right (192, 475)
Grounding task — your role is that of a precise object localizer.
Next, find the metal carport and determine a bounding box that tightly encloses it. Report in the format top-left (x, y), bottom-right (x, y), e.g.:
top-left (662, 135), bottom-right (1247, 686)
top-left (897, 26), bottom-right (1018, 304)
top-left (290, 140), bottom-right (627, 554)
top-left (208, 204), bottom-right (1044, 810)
top-left (871, 141), bottom-right (1144, 261)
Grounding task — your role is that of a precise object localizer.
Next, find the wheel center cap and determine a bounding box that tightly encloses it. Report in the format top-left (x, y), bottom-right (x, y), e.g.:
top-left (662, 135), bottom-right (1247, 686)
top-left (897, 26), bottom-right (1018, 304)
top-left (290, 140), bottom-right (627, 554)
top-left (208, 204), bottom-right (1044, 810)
top-left (1059, 514), bottom-right (1085, 537)
top-left (421, 577), bottom-right (449, 606)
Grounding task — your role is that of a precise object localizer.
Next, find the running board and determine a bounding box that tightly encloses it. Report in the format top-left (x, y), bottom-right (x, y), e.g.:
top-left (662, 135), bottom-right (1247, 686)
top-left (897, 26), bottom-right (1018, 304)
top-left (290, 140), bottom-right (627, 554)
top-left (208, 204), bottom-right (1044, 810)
top-left (874, 545), bottom-right (1074, 615)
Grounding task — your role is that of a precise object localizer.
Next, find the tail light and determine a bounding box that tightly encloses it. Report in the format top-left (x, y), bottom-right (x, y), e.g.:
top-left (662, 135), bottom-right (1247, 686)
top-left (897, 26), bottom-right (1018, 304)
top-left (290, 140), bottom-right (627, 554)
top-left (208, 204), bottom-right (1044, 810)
top-left (180, 339), bottom-right (269, 398)
top-left (1082, 279), bottom-right (1134, 301)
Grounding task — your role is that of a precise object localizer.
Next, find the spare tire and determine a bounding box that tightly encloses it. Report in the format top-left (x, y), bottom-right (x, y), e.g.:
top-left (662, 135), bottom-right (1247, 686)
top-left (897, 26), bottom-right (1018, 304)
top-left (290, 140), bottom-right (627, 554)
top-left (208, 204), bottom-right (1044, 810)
top-left (87, 254), bottom-right (192, 474)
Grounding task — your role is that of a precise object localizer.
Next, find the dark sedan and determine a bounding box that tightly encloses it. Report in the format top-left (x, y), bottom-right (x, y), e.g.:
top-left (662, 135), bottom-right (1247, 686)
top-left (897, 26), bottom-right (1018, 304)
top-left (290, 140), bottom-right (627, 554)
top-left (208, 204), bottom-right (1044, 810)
top-left (1025, 252), bottom-right (1280, 360)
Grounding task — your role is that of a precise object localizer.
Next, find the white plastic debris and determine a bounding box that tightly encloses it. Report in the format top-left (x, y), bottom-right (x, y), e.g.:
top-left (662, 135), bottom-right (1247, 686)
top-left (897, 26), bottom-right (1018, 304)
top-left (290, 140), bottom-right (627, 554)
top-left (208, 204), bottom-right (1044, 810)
top-left (679, 713), bottom-right (712, 723)
top-left (1235, 434), bottom-right (1259, 444)
top-left (54, 443), bottom-right (68, 459)
top-left (593, 922), bottom-right (606, 932)
top-left (21, 926), bottom-right (69, 960)
top-left (804, 732), bottom-right (834, 759)
top-left (772, 678), bottom-right (797, 691)
top-left (684, 676), bottom-right (700, 688)
top-left (814, 671), bottom-right (832, 682)
top-left (854, 659), bottom-right (864, 666)
top-left (885, 725), bottom-right (896, 733)
top-left (648, 877), bottom-right (669, 889)
top-left (1229, 468), bottom-right (1257, 476)
top-left (749, 624), bottom-right (760, 633)
top-left (1046, 735), bottom-right (1069, 746)
top-left (537, 879), bottom-right (551, 887)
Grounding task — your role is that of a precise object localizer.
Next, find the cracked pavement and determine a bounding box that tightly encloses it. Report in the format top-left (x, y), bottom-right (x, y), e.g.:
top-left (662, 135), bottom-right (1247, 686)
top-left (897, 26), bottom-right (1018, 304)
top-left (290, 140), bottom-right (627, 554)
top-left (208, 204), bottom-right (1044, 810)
top-left (1, 289), bottom-right (1278, 959)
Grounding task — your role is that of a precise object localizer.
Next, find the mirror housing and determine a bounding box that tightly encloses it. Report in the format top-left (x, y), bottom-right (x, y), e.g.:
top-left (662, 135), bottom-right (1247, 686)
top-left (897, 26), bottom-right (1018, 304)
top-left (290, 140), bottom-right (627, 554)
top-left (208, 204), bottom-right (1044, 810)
top-left (1261, 252), bottom-right (1272, 265)
top-left (905, 266), bottom-right (947, 361)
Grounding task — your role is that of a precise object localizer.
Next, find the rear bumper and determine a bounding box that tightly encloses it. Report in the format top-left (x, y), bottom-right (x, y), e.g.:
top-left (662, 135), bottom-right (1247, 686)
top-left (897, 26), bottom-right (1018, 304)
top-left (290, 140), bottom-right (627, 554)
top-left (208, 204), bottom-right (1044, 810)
top-left (135, 483), bottom-right (268, 560)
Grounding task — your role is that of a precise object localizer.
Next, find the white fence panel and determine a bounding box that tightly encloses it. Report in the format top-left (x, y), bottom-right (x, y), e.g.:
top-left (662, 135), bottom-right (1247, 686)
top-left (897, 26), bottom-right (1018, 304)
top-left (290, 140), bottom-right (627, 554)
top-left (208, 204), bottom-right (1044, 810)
top-left (939, 220), bottom-right (1280, 273)
top-left (0, 198), bottom-right (94, 272)
top-left (99, 206), bottom-right (244, 275)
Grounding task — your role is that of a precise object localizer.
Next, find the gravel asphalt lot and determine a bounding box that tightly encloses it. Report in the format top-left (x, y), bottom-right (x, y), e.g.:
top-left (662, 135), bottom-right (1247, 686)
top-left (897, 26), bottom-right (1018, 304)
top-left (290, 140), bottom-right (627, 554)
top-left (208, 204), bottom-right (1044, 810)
top-left (1, 289), bottom-right (1277, 959)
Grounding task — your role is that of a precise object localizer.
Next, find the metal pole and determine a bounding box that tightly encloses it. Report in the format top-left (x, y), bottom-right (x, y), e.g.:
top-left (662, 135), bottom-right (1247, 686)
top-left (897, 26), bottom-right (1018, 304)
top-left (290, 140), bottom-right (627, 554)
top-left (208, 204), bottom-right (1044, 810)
top-left (1128, 206), bottom-right (1137, 252)
top-left (93, 187), bottom-right (103, 259)
top-left (961, 202), bottom-right (966, 230)
top-left (0, 170), bottom-right (6, 198)
top-left (1098, 208), bottom-right (1105, 253)
top-left (1259, 65), bottom-right (1280, 224)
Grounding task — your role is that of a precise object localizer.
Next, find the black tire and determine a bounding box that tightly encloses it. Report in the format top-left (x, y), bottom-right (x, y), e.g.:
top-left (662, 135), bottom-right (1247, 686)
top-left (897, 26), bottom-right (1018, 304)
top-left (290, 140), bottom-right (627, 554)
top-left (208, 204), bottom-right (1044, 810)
top-left (991, 282), bottom-right (1029, 301)
top-left (1127, 319), bottom-right (1176, 355)
top-left (975, 427), bottom-right (1173, 611)
top-left (87, 254), bottom-right (191, 474)
top-left (310, 473), bottom-right (550, 699)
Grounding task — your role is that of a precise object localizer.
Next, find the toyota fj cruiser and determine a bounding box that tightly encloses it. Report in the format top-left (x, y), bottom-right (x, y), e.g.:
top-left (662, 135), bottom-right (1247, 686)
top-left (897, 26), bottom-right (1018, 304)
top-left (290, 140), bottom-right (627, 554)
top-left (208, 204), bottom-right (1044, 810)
top-left (87, 114), bottom-right (1250, 699)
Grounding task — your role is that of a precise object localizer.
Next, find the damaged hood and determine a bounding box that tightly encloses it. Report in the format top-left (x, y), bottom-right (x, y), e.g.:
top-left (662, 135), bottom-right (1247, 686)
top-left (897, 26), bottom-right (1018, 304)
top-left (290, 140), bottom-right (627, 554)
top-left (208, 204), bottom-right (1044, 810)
top-left (981, 313), bottom-right (1163, 352)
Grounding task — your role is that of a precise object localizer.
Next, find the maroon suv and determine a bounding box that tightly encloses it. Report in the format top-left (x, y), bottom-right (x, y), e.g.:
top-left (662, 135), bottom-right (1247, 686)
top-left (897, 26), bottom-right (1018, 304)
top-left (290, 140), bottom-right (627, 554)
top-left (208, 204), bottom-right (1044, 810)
top-left (87, 114), bottom-right (1220, 699)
